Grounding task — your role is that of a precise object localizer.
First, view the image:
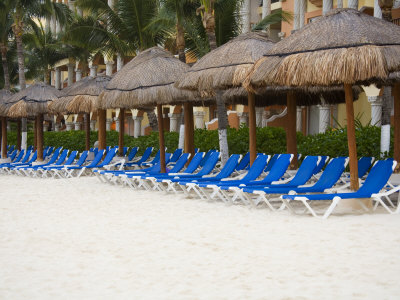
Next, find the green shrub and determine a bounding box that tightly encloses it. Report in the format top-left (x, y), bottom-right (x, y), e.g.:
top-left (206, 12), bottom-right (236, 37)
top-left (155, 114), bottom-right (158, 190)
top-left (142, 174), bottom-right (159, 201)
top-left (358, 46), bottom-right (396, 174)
top-left (5, 125), bottom-right (393, 158)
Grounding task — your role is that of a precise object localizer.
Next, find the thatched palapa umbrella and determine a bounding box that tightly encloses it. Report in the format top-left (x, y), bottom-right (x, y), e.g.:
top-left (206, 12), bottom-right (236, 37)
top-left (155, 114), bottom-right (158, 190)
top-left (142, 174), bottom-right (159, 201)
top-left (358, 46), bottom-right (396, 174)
top-left (49, 75), bottom-right (111, 152)
top-left (7, 82), bottom-right (62, 162)
top-left (0, 89), bottom-right (12, 160)
top-left (99, 47), bottom-right (199, 173)
top-left (245, 8), bottom-right (400, 190)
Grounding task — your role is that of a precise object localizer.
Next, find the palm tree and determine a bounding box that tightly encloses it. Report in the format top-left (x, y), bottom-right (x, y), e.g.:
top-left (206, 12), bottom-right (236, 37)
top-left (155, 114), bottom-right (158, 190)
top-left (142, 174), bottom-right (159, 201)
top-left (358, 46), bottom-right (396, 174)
top-left (0, 0), bottom-right (13, 91)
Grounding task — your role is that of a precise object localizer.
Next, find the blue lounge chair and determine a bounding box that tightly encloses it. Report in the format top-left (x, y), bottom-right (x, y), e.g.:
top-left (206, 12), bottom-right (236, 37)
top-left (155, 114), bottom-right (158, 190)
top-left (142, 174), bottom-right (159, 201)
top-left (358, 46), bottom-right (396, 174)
top-left (281, 160), bottom-right (398, 218)
top-left (50, 151), bottom-right (89, 178)
top-left (242, 157), bottom-right (349, 209)
top-left (235, 152), bottom-right (250, 172)
top-left (124, 147), bottom-right (154, 168)
top-left (39, 150), bottom-right (78, 178)
top-left (63, 149), bottom-right (105, 178)
top-left (16, 148), bottom-right (63, 176)
top-left (74, 147), bottom-right (119, 177)
top-left (6, 150), bottom-right (37, 174)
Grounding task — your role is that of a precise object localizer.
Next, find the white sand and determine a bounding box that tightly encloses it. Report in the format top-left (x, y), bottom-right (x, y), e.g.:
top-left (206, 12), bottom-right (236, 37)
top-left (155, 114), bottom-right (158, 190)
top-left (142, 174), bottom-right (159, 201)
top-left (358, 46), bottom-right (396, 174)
top-left (1, 176), bottom-right (400, 300)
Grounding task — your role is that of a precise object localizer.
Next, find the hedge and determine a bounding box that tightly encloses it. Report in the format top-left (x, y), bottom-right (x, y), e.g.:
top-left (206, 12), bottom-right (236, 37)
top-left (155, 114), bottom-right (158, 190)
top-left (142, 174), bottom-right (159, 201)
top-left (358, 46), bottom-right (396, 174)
top-left (5, 125), bottom-right (392, 158)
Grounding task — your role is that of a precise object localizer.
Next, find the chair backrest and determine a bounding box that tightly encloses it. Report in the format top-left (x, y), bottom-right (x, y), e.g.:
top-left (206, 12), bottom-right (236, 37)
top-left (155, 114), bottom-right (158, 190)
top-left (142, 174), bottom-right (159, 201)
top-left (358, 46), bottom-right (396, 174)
top-left (99, 147), bottom-right (118, 166)
top-left (168, 153), bottom-right (190, 173)
top-left (215, 154), bottom-right (241, 179)
top-left (148, 153), bottom-right (172, 174)
top-left (64, 151), bottom-right (78, 165)
top-left (9, 149), bottom-right (18, 161)
top-left (75, 151), bottom-right (89, 166)
top-left (261, 153), bottom-right (293, 184)
top-left (235, 152), bottom-right (250, 171)
top-left (123, 147), bottom-right (128, 155)
top-left (313, 156), bottom-right (329, 174)
top-left (357, 160), bottom-right (396, 196)
top-left (127, 147), bottom-right (139, 161)
top-left (313, 157), bottom-right (348, 189)
top-left (45, 146), bottom-right (55, 158)
top-left (196, 152), bottom-right (220, 176)
top-left (264, 154), bottom-right (280, 172)
top-left (183, 152), bottom-right (205, 173)
top-left (285, 156), bottom-right (321, 186)
top-left (170, 148), bottom-right (183, 163)
top-left (12, 150), bottom-right (25, 163)
top-left (20, 149), bottom-right (32, 163)
top-left (86, 149), bottom-right (105, 167)
top-left (358, 157), bottom-right (374, 178)
top-left (27, 145), bottom-right (33, 151)
top-left (241, 154), bottom-right (270, 182)
top-left (136, 147), bottom-right (154, 164)
top-left (54, 149), bottom-right (69, 165)
top-left (200, 150), bottom-right (217, 167)
top-left (28, 151), bottom-right (38, 163)
top-left (47, 147), bottom-right (62, 164)
top-left (148, 149), bottom-right (161, 165)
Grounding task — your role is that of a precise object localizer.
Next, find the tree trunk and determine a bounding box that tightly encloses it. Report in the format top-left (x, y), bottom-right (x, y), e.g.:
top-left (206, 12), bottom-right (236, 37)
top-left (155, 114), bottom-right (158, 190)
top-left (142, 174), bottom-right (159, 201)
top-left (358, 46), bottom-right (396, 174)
top-left (184, 103), bottom-right (195, 155)
top-left (216, 90), bottom-right (229, 166)
top-left (118, 109), bottom-right (125, 156)
top-left (33, 119), bottom-right (37, 151)
top-left (204, 12), bottom-right (217, 51)
top-left (1, 117), bottom-right (6, 159)
top-left (286, 92), bottom-right (298, 169)
top-left (248, 92), bottom-right (257, 166)
top-left (157, 104), bottom-right (166, 173)
top-left (144, 108), bottom-right (158, 132)
top-left (37, 114), bottom-right (44, 161)
top-left (393, 83), bottom-right (400, 170)
top-left (381, 87), bottom-right (392, 155)
top-left (0, 44), bottom-right (10, 90)
top-left (13, 20), bottom-right (26, 90)
top-left (176, 23), bottom-right (186, 63)
top-left (344, 84), bottom-right (359, 191)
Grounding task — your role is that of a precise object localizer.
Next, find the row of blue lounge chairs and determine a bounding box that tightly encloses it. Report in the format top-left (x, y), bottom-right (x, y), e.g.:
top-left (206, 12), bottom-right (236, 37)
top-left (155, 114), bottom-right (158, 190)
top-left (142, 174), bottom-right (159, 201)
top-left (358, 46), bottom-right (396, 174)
top-left (1, 144), bottom-right (399, 218)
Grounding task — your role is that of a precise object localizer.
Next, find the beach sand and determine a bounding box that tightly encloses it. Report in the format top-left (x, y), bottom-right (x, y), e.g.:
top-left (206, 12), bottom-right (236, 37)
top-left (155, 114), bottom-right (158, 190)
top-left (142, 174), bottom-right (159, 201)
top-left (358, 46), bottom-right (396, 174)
top-left (1, 175), bottom-right (399, 299)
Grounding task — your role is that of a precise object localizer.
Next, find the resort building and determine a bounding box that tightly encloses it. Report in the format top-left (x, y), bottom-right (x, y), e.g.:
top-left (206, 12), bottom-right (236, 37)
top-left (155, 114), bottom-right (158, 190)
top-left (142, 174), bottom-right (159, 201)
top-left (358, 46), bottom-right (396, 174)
top-left (47, 0), bottom-right (399, 138)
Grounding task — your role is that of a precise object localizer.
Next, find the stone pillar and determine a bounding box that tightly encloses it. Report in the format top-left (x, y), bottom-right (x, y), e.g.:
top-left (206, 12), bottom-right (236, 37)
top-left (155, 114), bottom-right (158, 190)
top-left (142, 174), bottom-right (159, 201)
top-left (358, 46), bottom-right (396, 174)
top-left (90, 120), bottom-right (97, 131)
top-left (75, 69), bottom-right (82, 81)
top-left (337, 0), bottom-right (343, 8)
top-left (368, 96), bottom-right (382, 127)
top-left (66, 122), bottom-right (74, 131)
top-left (347, 0), bottom-right (358, 9)
top-left (168, 113), bottom-right (180, 132)
top-left (50, 71), bottom-right (55, 86)
top-left (105, 61), bottom-right (114, 76)
top-left (50, 16), bottom-right (56, 34)
top-left (294, 0), bottom-right (300, 30)
top-left (43, 123), bottom-right (49, 132)
top-left (262, 111), bottom-right (270, 127)
top-left (117, 55), bottom-right (124, 71)
top-left (262, 0), bottom-right (271, 18)
top-left (238, 112), bottom-right (249, 126)
top-left (67, 63), bottom-right (74, 86)
top-left (299, 0), bottom-right (307, 28)
top-left (89, 65), bottom-right (97, 77)
top-left (115, 117), bottom-right (120, 132)
top-left (106, 118), bottom-right (112, 131)
top-left (55, 124), bottom-right (60, 132)
top-left (318, 105), bottom-right (331, 133)
top-left (296, 107), bottom-right (302, 132)
top-left (194, 111), bottom-right (205, 129)
top-left (374, 0), bottom-right (382, 18)
top-left (323, 0), bottom-right (333, 15)
top-left (256, 107), bottom-right (264, 127)
top-left (133, 116), bottom-right (143, 138)
top-left (74, 122), bottom-right (82, 130)
top-left (55, 67), bottom-right (61, 90)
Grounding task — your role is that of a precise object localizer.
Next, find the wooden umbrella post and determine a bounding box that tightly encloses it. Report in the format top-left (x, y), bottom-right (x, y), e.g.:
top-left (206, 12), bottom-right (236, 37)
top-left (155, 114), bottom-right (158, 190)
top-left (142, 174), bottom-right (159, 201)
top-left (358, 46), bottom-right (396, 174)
top-left (344, 84), bottom-right (359, 191)
top-left (184, 102), bottom-right (195, 155)
top-left (37, 114), bottom-right (44, 162)
top-left (118, 108), bottom-right (125, 156)
top-left (1, 117), bottom-right (7, 159)
top-left (17, 119), bottom-right (21, 151)
top-left (33, 118), bottom-right (37, 151)
top-left (157, 104), bottom-right (166, 173)
top-left (98, 109), bottom-right (106, 150)
top-left (393, 82), bottom-right (400, 169)
top-left (85, 113), bottom-right (90, 151)
top-left (286, 92), bottom-right (298, 169)
top-left (248, 92), bottom-right (257, 166)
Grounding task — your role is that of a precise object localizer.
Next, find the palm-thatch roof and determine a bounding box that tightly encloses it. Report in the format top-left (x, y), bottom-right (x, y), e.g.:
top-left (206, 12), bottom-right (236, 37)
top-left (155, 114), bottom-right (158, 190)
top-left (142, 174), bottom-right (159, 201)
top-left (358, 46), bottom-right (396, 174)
top-left (6, 82), bottom-right (62, 118)
top-left (0, 89), bottom-right (12, 116)
top-left (224, 85), bottom-right (362, 106)
top-left (49, 75), bottom-right (111, 114)
top-left (176, 32), bottom-right (275, 96)
top-left (245, 8), bottom-right (400, 89)
top-left (98, 47), bottom-right (198, 109)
